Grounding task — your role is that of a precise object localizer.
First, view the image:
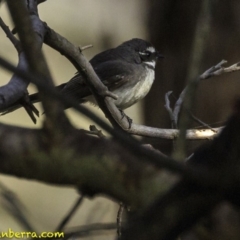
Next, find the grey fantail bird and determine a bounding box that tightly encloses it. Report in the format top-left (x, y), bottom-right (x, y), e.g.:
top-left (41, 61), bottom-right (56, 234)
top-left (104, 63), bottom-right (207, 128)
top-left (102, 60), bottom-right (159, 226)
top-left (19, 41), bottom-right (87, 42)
top-left (1, 38), bottom-right (163, 121)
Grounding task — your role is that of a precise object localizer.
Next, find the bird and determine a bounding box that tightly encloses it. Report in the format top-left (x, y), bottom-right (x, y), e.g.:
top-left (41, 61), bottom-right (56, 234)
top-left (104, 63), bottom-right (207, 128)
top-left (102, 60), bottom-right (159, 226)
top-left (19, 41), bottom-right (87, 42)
top-left (1, 38), bottom-right (163, 122)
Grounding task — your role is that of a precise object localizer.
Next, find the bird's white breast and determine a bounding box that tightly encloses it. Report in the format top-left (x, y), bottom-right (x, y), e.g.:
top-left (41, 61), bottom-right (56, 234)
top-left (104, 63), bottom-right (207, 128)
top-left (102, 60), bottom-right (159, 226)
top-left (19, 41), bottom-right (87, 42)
top-left (133, 67), bottom-right (155, 100)
top-left (85, 67), bottom-right (155, 110)
top-left (113, 67), bottom-right (155, 109)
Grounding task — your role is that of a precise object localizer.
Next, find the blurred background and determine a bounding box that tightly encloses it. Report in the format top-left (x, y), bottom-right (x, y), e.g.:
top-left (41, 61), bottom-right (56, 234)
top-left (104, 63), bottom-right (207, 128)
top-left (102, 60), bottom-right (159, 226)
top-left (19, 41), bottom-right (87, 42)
top-left (0, 0), bottom-right (240, 239)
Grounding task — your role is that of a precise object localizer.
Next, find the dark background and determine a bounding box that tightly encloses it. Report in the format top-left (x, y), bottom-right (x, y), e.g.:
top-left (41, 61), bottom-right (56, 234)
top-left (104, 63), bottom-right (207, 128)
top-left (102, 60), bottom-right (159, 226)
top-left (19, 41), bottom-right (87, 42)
top-left (145, 0), bottom-right (240, 154)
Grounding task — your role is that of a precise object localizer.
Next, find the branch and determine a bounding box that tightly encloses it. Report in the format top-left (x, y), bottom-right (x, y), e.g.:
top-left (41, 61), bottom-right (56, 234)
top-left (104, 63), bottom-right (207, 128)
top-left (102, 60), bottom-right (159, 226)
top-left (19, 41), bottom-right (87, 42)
top-left (126, 124), bottom-right (222, 139)
top-left (173, 60), bottom-right (232, 125)
top-left (56, 196), bottom-right (84, 232)
top-left (0, 56), bottom-right (188, 174)
top-left (43, 25), bottom-right (225, 141)
top-left (0, 17), bottom-right (31, 110)
top-left (0, 13), bottom-right (226, 140)
top-left (0, 182), bottom-right (36, 232)
top-left (0, 122), bottom-right (180, 208)
top-left (44, 26), bottom-right (128, 131)
top-left (122, 98), bottom-right (240, 240)
top-left (172, 60), bottom-right (240, 160)
top-left (6, 0), bottom-right (69, 128)
top-left (0, 53), bottom-right (223, 141)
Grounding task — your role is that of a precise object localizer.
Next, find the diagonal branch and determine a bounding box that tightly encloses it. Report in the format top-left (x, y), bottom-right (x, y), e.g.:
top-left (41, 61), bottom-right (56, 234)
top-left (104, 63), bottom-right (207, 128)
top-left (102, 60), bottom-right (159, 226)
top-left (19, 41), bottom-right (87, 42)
top-left (122, 98), bottom-right (240, 240)
top-left (0, 17), bottom-right (31, 111)
top-left (0, 121), bottom-right (180, 208)
top-left (6, 0), bottom-right (69, 129)
top-left (44, 26), bottom-right (127, 131)
top-left (0, 55), bottom-right (188, 174)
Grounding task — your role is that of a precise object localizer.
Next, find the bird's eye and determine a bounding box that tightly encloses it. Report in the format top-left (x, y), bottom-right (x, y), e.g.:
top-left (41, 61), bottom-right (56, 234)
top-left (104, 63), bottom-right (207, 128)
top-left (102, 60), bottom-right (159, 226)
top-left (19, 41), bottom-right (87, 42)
top-left (139, 51), bottom-right (151, 56)
top-left (139, 51), bottom-right (151, 60)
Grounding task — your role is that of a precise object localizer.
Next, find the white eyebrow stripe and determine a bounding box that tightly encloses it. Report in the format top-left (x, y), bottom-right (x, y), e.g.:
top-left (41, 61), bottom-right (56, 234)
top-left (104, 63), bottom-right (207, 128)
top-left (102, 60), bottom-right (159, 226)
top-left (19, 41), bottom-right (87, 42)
top-left (139, 51), bottom-right (149, 55)
top-left (146, 46), bottom-right (155, 53)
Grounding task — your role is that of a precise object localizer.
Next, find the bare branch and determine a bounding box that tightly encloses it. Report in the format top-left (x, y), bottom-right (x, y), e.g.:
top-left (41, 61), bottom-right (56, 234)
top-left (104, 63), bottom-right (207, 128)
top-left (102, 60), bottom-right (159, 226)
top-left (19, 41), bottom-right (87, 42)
top-left (7, 0), bottom-right (69, 128)
top-left (172, 59), bottom-right (240, 160)
top-left (164, 91), bottom-right (177, 128)
top-left (0, 54), bottom-right (223, 143)
top-left (0, 122), bottom-right (181, 208)
top-left (172, 60), bottom-right (240, 129)
top-left (0, 17), bottom-right (31, 110)
top-left (127, 123), bottom-right (222, 139)
top-left (0, 182), bottom-right (36, 232)
top-left (0, 18), bottom-right (39, 123)
top-left (122, 98), bottom-right (240, 240)
top-left (200, 59), bottom-right (227, 79)
top-left (190, 113), bottom-right (217, 132)
top-left (0, 15), bottom-right (228, 140)
top-left (56, 196), bottom-right (84, 232)
top-left (79, 44), bottom-right (93, 51)
top-left (0, 17), bottom-right (20, 51)
top-left (44, 26), bottom-right (129, 130)
top-left (123, 60), bottom-right (239, 138)
top-left (0, 56), bottom-right (190, 178)
top-left (117, 203), bottom-right (126, 238)
top-left (89, 125), bottom-right (106, 138)
top-left (201, 60), bottom-right (240, 79)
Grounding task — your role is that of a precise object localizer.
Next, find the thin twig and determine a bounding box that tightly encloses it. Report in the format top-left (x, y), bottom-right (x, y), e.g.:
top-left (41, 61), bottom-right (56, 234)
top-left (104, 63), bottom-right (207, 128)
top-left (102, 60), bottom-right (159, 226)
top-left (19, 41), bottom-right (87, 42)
top-left (0, 17), bottom-right (20, 51)
top-left (0, 182), bottom-right (35, 232)
top-left (56, 195), bottom-right (84, 232)
top-left (190, 113), bottom-right (217, 132)
top-left (172, 60), bottom-right (239, 129)
top-left (79, 44), bottom-right (93, 51)
top-left (0, 18), bottom-right (224, 140)
top-left (0, 56), bottom-right (190, 176)
top-left (0, 55), bottom-right (223, 141)
top-left (164, 91), bottom-right (177, 128)
top-left (117, 203), bottom-right (125, 238)
top-left (172, 88), bottom-right (186, 125)
top-left (202, 61), bottom-right (240, 79)
top-left (172, 61), bottom-right (239, 157)
top-left (89, 125), bottom-right (106, 138)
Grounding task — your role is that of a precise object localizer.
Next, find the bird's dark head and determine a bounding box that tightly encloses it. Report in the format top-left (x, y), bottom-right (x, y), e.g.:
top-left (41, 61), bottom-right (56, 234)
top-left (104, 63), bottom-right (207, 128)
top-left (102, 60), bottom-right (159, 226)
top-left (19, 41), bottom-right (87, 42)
top-left (119, 38), bottom-right (163, 68)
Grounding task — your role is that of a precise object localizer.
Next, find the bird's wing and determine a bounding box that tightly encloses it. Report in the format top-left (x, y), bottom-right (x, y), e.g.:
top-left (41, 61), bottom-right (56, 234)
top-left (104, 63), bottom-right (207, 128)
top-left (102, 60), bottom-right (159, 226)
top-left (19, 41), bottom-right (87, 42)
top-left (60, 60), bottom-right (136, 106)
top-left (93, 60), bottom-right (135, 91)
top-left (60, 75), bottom-right (91, 105)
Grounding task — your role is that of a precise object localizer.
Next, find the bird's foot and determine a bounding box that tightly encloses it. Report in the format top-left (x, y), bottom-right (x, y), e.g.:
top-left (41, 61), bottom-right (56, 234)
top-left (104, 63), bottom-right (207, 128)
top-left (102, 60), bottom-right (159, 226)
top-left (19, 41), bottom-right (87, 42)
top-left (118, 109), bottom-right (133, 129)
top-left (19, 93), bottom-right (39, 124)
top-left (101, 89), bottom-right (118, 100)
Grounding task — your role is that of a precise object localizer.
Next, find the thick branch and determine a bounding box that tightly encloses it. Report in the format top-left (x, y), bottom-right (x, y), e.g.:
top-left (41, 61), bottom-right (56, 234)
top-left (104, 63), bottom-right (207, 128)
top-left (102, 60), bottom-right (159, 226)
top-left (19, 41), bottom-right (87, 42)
top-left (127, 124), bottom-right (222, 139)
top-left (0, 122), bottom-right (178, 208)
top-left (7, 0), bottom-right (69, 128)
top-left (44, 26), bottom-right (128, 131)
top-left (0, 56), bottom-right (189, 175)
